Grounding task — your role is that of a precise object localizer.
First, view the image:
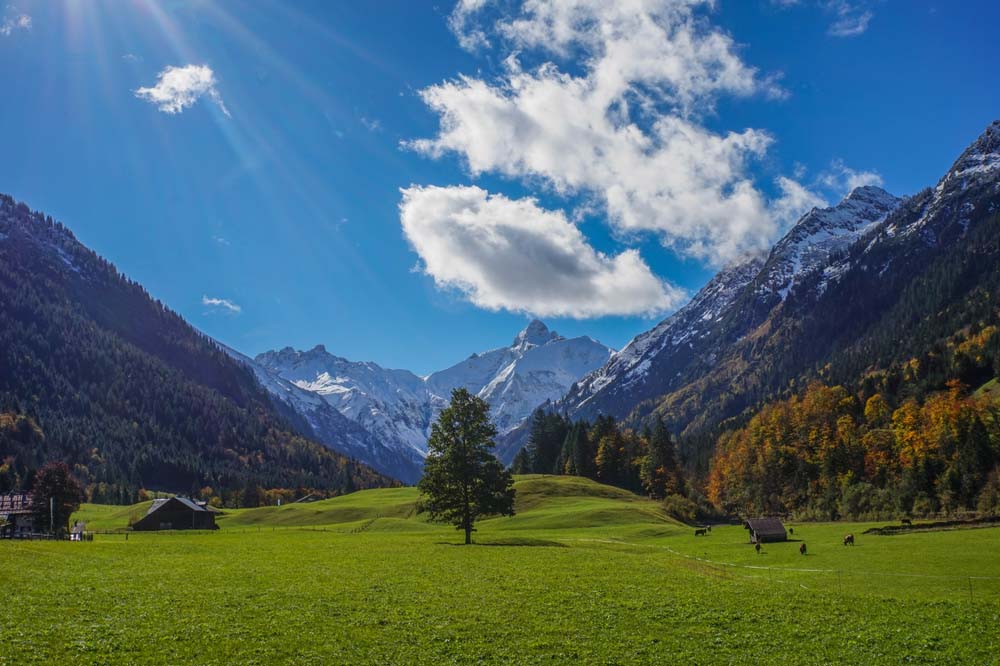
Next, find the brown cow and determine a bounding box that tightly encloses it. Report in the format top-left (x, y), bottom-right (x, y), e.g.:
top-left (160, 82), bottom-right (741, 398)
top-left (799, 542), bottom-right (807, 555)
top-left (843, 533), bottom-right (855, 546)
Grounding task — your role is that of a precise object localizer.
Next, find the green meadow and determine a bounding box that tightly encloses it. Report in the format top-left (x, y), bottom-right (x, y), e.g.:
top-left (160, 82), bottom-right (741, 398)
top-left (2, 475), bottom-right (999, 665)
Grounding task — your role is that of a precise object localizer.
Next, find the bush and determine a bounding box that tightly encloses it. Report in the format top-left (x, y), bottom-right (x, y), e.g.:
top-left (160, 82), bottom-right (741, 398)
top-left (977, 473), bottom-right (1000, 516)
top-left (662, 494), bottom-right (699, 524)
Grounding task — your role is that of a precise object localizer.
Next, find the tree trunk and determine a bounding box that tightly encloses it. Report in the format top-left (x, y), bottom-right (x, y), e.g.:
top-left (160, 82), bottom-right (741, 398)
top-left (464, 524), bottom-right (472, 544)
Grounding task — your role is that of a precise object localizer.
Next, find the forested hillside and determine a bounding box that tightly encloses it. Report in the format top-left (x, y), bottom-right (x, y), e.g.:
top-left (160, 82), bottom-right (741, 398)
top-left (0, 194), bottom-right (395, 502)
top-left (549, 123), bottom-right (1000, 473)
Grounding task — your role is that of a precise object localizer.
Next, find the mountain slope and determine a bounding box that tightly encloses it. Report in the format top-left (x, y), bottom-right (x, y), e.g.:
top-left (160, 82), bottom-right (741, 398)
top-left (561, 185), bottom-right (902, 425)
top-left (561, 120), bottom-right (1000, 456)
top-left (0, 194), bottom-right (395, 499)
top-left (251, 320), bottom-right (613, 482)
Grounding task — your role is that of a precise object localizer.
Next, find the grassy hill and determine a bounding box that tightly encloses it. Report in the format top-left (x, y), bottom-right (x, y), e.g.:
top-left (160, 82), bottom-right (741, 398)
top-left (3, 475), bottom-right (997, 664)
top-left (73, 475), bottom-right (681, 535)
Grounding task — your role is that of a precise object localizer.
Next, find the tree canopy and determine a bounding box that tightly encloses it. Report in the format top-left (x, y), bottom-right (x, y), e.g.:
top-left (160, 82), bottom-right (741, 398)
top-left (30, 461), bottom-right (85, 535)
top-left (418, 389), bottom-right (515, 544)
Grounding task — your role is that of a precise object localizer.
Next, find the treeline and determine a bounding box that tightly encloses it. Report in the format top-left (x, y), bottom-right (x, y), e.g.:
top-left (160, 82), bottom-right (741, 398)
top-left (0, 194), bottom-right (394, 501)
top-left (707, 319), bottom-right (1000, 520)
top-left (708, 379), bottom-right (999, 520)
top-left (512, 411), bottom-right (691, 508)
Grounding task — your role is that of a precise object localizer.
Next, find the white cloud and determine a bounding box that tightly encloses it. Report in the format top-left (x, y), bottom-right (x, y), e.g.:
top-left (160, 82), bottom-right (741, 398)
top-left (449, 0), bottom-right (491, 51)
top-left (202, 295), bottom-right (241, 314)
top-left (410, 0), bottom-right (819, 265)
top-left (826, 1), bottom-right (873, 37)
top-left (135, 65), bottom-right (230, 117)
top-left (820, 159), bottom-right (883, 195)
top-left (0, 12), bottom-right (30, 36)
top-left (360, 116), bottom-right (381, 132)
top-left (400, 185), bottom-right (683, 318)
top-left (770, 176), bottom-right (826, 227)
top-left (212, 235), bottom-right (230, 246)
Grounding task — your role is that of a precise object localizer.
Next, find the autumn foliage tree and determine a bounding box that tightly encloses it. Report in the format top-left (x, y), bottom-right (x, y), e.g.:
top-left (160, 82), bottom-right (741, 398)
top-left (707, 380), bottom-right (998, 519)
top-left (30, 461), bottom-right (85, 535)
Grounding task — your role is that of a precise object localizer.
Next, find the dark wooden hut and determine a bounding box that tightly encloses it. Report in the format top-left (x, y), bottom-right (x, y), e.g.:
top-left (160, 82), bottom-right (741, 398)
top-left (745, 517), bottom-right (787, 543)
top-left (131, 497), bottom-right (218, 531)
top-left (0, 492), bottom-right (38, 538)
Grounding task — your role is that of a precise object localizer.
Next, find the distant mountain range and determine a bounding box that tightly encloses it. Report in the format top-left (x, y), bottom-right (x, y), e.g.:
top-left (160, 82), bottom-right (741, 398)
top-left (535, 119), bottom-right (1000, 468)
top-left (237, 320), bottom-right (613, 482)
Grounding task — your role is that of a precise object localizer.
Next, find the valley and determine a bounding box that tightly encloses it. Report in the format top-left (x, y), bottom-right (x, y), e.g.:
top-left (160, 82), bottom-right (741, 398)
top-left (2, 476), bottom-right (997, 665)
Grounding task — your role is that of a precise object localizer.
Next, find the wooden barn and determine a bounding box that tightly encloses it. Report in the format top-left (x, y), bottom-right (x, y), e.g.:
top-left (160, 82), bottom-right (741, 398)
top-left (131, 497), bottom-right (219, 531)
top-left (745, 517), bottom-right (787, 543)
top-left (0, 492), bottom-right (38, 538)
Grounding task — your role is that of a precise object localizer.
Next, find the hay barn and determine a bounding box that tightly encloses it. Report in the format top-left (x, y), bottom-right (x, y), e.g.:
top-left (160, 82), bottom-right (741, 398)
top-left (131, 497), bottom-right (219, 531)
top-left (745, 517), bottom-right (787, 543)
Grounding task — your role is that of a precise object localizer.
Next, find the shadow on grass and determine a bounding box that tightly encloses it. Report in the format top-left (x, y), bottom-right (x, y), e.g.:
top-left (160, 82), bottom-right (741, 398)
top-left (436, 537), bottom-right (568, 548)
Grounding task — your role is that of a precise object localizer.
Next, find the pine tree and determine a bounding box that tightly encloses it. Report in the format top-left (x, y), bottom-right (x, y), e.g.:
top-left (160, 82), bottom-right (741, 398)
top-left (570, 421), bottom-right (595, 479)
top-left (511, 447), bottom-right (533, 475)
top-left (418, 389), bottom-right (516, 544)
top-left (640, 417), bottom-right (681, 499)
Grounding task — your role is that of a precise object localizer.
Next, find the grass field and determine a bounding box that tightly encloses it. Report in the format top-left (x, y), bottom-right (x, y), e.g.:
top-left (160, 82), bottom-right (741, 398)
top-left (3, 475), bottom-right (999, 665)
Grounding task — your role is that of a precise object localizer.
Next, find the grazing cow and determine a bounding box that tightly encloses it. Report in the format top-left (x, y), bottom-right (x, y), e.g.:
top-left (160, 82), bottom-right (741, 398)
top-left (755, 542), bottom-right (762, 555)
top-left (694, 528), bottom-right (707, 537)
top-left (799, 543), bottom-right (807, 555)
top-left (901, 518), bottom-right (912, 526)
top-left (843, 534), bottom-right (855, 546)
top-left (789, 527), bottom-right (794, 536)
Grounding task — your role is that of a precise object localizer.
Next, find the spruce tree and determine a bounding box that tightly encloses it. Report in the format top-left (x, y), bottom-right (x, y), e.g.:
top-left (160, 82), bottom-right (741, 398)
top-left (418, 389), bottom-right (516, 544)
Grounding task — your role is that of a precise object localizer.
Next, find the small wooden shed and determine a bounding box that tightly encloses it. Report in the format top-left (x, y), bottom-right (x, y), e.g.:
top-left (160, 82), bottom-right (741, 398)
top-left (131, 497), bottom-right (219, 531)
top-left (745, 517), bottom-right (787, 543)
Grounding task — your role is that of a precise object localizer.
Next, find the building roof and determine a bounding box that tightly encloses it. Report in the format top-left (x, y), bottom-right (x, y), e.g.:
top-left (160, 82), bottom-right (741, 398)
top-left (145, 496), bottom-right (208, 516)
top-left (746, 517), bottom-right (787, 538)
top-left (0, 493), bottom-right (33, 516)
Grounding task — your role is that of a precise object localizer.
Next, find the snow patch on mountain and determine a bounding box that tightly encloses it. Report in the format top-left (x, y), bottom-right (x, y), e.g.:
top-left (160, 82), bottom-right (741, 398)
top-left (563, 186), bottom-right (903, 419)
top-left (568, 254), bottom-right (764, 411)
top-left (757, 186), bottom-right (901, 300)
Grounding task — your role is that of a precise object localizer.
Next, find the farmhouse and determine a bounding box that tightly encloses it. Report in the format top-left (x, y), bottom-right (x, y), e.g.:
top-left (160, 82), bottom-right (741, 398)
top-left (0, 492), bottom-right (37, 538)
top-left (131, 497), bottom-right (219, 531)
top-left (745, 517), bottom-right (787, 543)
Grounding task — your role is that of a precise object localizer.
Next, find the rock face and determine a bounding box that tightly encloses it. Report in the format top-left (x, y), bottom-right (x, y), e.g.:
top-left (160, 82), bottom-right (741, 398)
top-left (554, 120), bottom-right (1000, 453)
top-left (242, 320), bottom-right (613, 483)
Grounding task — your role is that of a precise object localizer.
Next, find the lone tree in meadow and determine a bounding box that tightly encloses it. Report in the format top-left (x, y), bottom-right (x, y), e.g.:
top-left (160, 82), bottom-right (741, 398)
top-left (418, 388), bottom-right (516, 544)
top-left (30, 461), bottom-right (85, 535)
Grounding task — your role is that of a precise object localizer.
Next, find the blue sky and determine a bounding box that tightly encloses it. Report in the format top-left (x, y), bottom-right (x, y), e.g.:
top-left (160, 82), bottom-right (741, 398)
top-left (1, 0), bottom-right (998, 374)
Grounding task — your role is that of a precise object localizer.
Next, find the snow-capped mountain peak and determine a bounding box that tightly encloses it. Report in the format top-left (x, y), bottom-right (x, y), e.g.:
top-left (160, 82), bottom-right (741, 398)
top-left (243, 320), bottom-right (612, 482)
top-left (513, 319), bottom-right (561, 347)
